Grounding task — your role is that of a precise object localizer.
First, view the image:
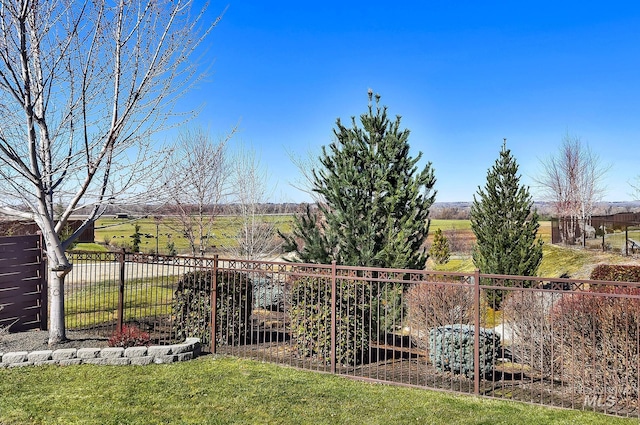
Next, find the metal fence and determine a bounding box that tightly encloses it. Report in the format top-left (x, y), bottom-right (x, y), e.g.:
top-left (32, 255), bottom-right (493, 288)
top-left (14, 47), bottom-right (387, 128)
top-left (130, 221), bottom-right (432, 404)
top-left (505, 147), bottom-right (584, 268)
top-left (552, 214), bottom-right (640, 255)
top-left (65, 251), bottom-right (640, 418)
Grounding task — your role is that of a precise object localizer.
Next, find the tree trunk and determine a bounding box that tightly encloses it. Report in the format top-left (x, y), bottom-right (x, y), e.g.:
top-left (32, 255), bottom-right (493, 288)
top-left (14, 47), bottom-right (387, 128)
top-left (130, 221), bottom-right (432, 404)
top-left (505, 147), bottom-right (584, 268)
top-left (43, 229), bottom-right (73, 345)
top-left (48, 266), bottom-right (71, 344)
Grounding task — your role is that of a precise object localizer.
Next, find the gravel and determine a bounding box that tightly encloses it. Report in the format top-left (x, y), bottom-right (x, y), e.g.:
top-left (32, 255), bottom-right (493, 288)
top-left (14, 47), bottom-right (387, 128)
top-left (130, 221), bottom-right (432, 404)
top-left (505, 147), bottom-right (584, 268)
top-left (0, 330), bottom-right (109, 353)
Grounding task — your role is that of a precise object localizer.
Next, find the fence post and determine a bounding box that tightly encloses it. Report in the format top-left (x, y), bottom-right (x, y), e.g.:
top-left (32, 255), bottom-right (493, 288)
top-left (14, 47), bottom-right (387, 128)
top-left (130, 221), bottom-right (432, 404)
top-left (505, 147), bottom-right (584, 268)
top-left (626, 226), bottom-right (629, 256)
top-left (473, 268), bottom-right (481, 395)
top-left (210, 254), bottom-right (219, 354)
top-left (117, 249), bottom-right (126, 333)
top-left (330, 260), bottom-right (337, 374)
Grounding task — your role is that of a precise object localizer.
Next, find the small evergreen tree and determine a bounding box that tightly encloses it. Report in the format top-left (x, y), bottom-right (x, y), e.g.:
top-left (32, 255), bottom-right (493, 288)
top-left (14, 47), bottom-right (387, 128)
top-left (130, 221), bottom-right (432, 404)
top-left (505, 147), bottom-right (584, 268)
top-left (470, 140), bottom-right (543, 308)
top-left (131, 224), bottom-right (142, 253)
top-left (429, 228), bottom-right (450, 265)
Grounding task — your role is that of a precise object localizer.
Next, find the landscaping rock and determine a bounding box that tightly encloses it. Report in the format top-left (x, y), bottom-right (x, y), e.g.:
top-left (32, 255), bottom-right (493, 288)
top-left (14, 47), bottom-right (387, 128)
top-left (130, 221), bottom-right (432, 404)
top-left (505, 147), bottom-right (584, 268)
top-left (125, 346), bottom-right (148, 357)
top-left (100, 347), bottom-right (125, 358)
top-left (52, 348), bottom-right (77, 360)
top-left (2, 351), bottom-right (28, 364)
top-left (27, 350), bottom-right (53, 362)
top-left (77, 348), bottom-right (101, 359)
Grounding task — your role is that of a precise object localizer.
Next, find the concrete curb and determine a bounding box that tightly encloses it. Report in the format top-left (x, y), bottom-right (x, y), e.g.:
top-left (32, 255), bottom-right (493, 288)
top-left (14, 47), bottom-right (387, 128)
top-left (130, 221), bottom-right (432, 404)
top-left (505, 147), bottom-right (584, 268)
top-left (0, 338), bottom-right (201, 368)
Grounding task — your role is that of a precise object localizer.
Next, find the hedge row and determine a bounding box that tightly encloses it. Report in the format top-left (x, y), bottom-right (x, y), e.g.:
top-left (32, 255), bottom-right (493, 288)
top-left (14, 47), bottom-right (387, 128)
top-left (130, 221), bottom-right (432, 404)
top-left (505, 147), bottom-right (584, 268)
top-left (590, 264), bottom-right (640, 282)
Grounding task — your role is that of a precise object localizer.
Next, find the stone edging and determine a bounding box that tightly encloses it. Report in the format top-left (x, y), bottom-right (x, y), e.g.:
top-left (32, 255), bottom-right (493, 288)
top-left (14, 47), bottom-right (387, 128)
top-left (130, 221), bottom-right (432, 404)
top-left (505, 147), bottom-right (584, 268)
top-left (0, 338), bottom-right (201, 368)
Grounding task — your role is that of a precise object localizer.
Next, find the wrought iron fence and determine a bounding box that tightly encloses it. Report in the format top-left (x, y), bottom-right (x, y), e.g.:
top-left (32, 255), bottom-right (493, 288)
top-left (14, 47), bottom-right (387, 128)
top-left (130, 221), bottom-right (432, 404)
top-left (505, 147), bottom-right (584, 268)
top-left (64, 251), bottom-right (640, 418)
top-left (552, 214), bottom-right (640, 256)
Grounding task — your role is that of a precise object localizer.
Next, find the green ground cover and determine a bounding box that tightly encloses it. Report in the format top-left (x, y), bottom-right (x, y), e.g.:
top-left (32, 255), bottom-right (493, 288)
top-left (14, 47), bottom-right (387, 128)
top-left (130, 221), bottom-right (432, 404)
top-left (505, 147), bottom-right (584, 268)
top-left (88, 215), bottom-right (294, 255)
top-left (65, 277), bottom-right (177, 329)
top-left (78, 218), bottom-right (621, 280)
top-left (0, 356), bottom-right (633, 425)
top-left (429, 219), bottom-right (472, 231)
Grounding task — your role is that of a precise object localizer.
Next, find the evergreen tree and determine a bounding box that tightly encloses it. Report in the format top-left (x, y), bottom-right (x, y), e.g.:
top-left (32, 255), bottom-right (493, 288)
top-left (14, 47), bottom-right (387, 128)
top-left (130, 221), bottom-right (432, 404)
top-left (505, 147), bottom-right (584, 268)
top-left (281, 92), bottom-right (436, 363)
top-left (283, 91), bottom-right (437, 270)
top-left (429, 228), bottom-right (451, 265)
top-left (470, 140), bottom-right (543, 308)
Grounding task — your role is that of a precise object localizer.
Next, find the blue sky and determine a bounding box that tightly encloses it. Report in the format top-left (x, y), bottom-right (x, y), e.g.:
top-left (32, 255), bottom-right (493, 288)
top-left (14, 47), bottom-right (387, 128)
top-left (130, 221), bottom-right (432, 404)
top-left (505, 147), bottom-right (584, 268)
top-left (184, 1), bottom-right (640, 203)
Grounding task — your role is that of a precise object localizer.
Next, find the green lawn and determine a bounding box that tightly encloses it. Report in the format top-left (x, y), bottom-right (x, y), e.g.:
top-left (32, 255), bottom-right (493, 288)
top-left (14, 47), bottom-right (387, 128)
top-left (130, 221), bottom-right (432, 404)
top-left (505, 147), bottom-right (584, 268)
top-left (64, 276), bottom-right (177, 329)
top-left (0, 356), bottom-right (633, 425)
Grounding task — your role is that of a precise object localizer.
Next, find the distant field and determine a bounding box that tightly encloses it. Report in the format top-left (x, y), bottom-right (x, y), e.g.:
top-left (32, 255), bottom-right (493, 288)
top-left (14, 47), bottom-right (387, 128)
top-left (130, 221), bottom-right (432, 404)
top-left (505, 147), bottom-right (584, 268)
top-left (78, 217), bottom-right (633, 281)
top-left (86, 215), bottom-right (294, 255)
top-left (78, 217), bottom-right (552, 256)
top-left (428, 219), bottom-right (552, 243)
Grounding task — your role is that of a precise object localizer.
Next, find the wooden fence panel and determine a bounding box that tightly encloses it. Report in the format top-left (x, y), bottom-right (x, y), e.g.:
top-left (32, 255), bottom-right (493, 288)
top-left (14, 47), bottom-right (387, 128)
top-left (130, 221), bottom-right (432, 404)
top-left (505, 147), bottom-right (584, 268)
top-left (0, 235), bottom-right (46, 332)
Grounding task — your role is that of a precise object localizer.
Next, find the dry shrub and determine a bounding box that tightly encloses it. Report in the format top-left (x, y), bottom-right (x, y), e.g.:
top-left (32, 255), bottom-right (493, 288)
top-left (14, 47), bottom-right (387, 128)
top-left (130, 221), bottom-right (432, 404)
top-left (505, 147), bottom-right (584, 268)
top-left (406, 280), bottom-right (474, 350)
top-left (172, 270), bottom-right (253, 347)
top-left (549, 287), bottom-right (640, 404)
top-left (501, 290), bottom-right (560, 376)
top-left (0, 305), bottom-right (18, 336)
top-left (443, 228), bottom-right (474, 255)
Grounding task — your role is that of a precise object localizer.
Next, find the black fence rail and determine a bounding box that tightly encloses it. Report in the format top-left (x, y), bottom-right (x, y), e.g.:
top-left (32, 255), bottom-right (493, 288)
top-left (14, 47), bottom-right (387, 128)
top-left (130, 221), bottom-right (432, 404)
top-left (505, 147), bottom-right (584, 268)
top-left (64, 251), bottom-right (640, 419)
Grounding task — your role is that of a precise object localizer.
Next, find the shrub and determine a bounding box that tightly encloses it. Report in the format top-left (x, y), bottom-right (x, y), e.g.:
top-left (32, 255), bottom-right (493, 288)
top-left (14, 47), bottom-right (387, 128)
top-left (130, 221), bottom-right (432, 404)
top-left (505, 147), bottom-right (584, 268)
top-left (108, 325), bottom-right (150, 348)
top-left (253, 277), bottom-right (284, 311)
top-left (590, 264), bottom-right (640, 282)
top-left (405, 280), bottom-right (474, 351)
top-left (549, 288), bottom-right (640, 404)
top-left (172, 270), bottom-right (253, 347)
top-left (428, 324), bottom-right (500, 378)
top-left (501, 290), bottom-right (559, 376)
top-left (371, 282), bottom-right (405, 338)
top-left (166, 239), bottom-right (177, 256)
top-left (0, 305), bottom-right (19, 337)
top-left (288, 276), bottom-right (370, 366)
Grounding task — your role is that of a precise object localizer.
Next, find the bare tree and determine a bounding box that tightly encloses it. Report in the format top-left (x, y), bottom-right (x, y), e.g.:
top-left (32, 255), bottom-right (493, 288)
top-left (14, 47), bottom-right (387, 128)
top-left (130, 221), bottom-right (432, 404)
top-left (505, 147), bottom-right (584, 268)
top-left (630, 177), bottom-right (640, 201)
top-left (0, 0), bottom-right (221, 344)
top-left (535, 134), bottom-right (609, 244)
top-left (287, 147), bottom-right (325, 204)
top-left (224, 144), bottom-right (281, 260)
top-left (165, 127), bottom-right (233, 256)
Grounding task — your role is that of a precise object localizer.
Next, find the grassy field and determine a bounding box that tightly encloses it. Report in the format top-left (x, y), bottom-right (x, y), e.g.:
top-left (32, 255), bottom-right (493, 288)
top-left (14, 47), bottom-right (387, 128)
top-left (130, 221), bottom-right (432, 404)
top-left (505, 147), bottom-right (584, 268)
top-left (78, 217), bottom-right (638, 280)
top-left (88, 215), bottom-right (294, 255)
top-left (83, 217), bottom-right (540, 254)
top-left (0, 356), bottom-right (634, 425)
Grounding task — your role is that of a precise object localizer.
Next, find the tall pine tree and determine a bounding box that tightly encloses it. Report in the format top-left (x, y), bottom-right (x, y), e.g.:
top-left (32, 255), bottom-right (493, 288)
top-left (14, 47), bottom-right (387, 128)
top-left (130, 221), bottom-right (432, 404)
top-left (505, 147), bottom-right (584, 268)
top-left (470, 140), bottom-right (543, 308)
top-left (282, 92), bottom-right (436, 364)
top-left (283, 91), bottom-right (436, 270)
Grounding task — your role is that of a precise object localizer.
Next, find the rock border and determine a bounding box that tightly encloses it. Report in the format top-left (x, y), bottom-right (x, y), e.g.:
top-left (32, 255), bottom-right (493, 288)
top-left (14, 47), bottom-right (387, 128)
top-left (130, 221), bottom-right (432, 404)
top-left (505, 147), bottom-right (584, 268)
top-left (0, 338), bottom-right (201, 367)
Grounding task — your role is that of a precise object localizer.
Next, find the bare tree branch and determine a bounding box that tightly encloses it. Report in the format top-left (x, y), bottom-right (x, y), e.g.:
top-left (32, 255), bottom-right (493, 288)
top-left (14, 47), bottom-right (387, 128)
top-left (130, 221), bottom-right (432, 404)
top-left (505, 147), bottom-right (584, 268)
top-left (223, 144), bottom-right (282, 260)
top-left (534, 134), bottom-right (610, 244)
top-left (0, 0), bottom-right (222, 343)
top-left (164, 126), bottom-right (235, 256)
